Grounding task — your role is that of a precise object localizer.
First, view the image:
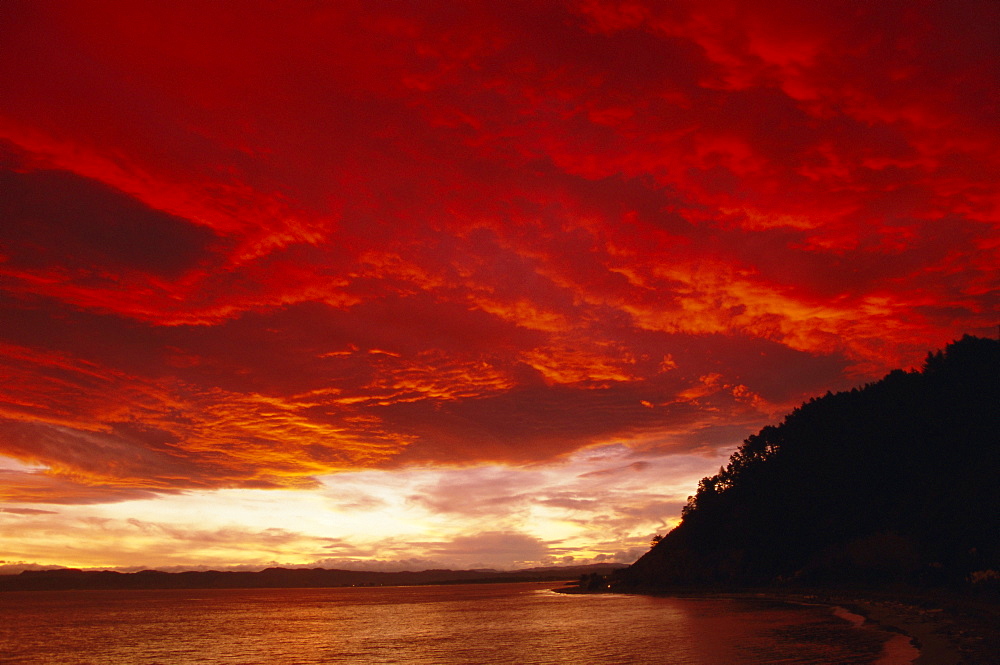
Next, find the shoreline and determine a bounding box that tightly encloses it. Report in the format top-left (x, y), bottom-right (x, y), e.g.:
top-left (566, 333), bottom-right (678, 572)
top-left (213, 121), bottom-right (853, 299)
top-left (554, 584), bottom-right (998, 664)
top-left (749, 590), bottom-right (998, 665)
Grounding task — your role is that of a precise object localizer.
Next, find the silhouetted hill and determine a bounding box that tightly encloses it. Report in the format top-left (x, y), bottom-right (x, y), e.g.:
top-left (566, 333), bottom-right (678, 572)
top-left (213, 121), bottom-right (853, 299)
top-left (618, 336), bottom-right (999, 592)
top-left (0, 563), bottom-right (626, 592)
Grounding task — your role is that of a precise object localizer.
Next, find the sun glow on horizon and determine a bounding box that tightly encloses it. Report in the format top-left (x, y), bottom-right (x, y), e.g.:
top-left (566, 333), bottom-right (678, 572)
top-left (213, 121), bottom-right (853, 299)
top-left (0, 447), bottom-right (719, 572)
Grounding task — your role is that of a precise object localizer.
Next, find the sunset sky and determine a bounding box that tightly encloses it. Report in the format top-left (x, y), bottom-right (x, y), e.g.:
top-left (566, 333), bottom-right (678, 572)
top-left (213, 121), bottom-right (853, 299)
top-left (1, 0), bottom-right (997, 572)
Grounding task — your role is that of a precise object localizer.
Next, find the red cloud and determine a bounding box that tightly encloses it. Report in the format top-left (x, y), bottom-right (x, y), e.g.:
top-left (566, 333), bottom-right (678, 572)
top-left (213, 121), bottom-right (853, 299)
top-left (0, 1), bottom-right (995, 503)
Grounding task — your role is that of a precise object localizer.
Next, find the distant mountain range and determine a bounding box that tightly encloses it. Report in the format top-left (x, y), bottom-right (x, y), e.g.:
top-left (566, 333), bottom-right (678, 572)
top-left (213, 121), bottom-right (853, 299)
top-left (617, 335), bottom-right (999, 592)
top-left (0, 562), bottom-right (626, 592)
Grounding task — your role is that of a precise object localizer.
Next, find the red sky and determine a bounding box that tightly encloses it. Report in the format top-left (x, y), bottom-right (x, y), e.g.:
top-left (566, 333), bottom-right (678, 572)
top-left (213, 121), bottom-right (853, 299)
top-left (1, 0), bottom-right (997, 571)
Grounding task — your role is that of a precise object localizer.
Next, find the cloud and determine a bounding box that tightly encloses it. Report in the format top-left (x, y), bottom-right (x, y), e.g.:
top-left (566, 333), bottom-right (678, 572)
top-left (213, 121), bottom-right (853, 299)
top-left (406, 467), bottom-right (537, 518)
top-left (422, 531), bottom-right (556, 569)
top-left (0, 509), bottom-right (345, 569)
top-left (0, 561), bottom-right (68, 574)
top-left (0, 507), bottom-right (58, 515)
top-left (0, 162), bottom-right (222, 278)
top-left (0, 469), bottom-right (172, 505)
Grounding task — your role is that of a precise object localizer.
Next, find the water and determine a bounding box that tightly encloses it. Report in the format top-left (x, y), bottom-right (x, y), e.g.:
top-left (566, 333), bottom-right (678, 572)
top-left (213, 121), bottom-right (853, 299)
top-left (0, 582), bottom-right (914, 664)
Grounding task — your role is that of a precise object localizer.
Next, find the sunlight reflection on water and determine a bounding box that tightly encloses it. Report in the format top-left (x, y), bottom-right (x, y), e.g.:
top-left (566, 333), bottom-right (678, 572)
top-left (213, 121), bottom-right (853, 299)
top-left (0, 582), bottom-right (906, 664)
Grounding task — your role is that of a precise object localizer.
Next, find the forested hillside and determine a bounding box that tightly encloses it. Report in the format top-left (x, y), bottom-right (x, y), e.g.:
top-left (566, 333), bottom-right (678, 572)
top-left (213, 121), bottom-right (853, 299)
top-left (618, 336), bottom-right (999, 590)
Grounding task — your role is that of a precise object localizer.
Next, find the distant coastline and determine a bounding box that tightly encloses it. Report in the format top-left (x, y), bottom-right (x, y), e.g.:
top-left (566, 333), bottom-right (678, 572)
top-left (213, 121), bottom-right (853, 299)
top-left (0, 563), bottom-right (625, 592)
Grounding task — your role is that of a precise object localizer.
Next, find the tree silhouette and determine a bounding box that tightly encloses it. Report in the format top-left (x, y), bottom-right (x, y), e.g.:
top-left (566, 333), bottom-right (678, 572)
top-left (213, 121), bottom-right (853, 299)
top-left (619, 336), bottom-right (1000, 590)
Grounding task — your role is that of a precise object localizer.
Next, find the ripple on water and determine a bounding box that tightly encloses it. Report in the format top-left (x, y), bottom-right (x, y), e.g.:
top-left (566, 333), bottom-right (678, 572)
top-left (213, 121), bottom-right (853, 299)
top-left (0, 584), bottom-right (914, 665)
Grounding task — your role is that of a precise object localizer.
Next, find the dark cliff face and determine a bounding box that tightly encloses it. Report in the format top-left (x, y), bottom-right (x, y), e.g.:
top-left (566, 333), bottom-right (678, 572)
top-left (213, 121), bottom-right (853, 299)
top-left (618, 336), bottom-right (1000, 591)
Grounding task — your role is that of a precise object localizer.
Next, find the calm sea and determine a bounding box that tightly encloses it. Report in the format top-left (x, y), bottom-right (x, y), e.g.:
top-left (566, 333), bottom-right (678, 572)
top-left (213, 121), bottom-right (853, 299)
top-left (0, 582), bottom-right (916, 664)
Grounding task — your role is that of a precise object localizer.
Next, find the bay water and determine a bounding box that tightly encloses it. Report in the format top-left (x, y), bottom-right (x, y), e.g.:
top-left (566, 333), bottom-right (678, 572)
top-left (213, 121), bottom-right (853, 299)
top-left (0, 581), bottom-right (914, 664)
